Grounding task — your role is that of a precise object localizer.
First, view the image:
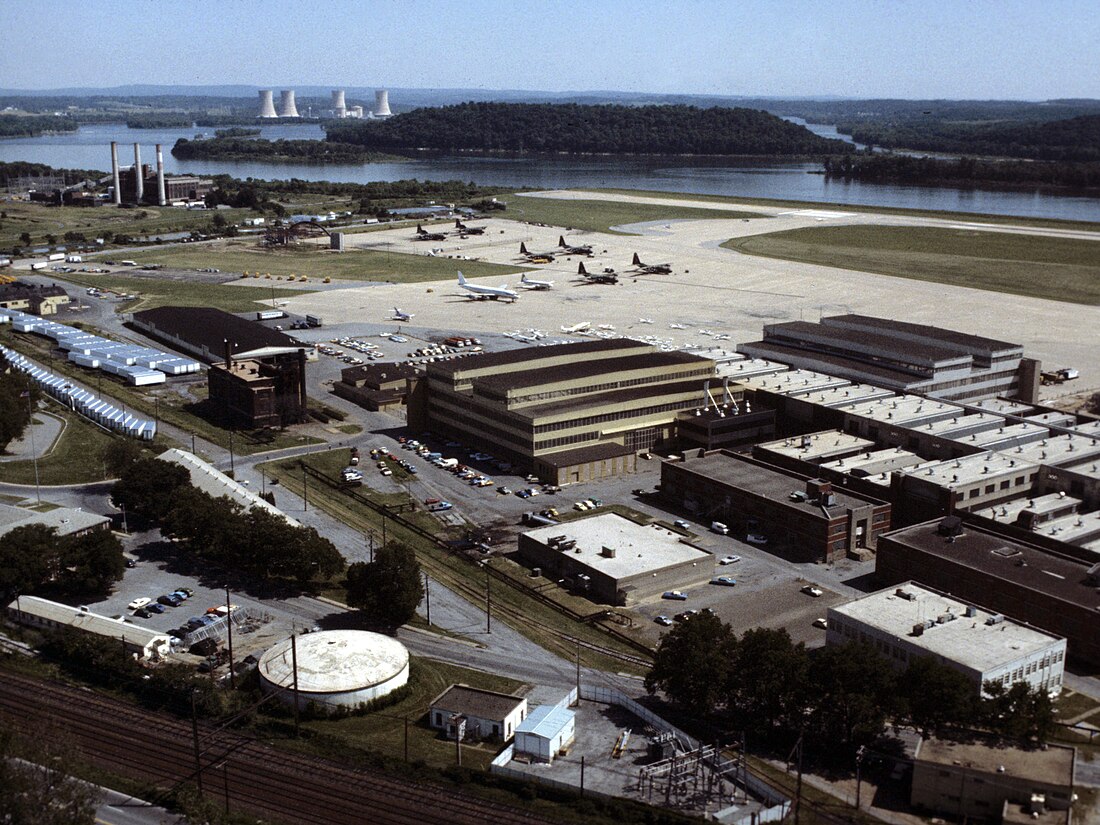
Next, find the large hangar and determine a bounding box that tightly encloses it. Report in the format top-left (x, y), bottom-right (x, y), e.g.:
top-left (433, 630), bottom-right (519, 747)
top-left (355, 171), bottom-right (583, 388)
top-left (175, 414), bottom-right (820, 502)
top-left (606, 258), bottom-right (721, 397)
top-left (258, 629), bottom-right (409, 711)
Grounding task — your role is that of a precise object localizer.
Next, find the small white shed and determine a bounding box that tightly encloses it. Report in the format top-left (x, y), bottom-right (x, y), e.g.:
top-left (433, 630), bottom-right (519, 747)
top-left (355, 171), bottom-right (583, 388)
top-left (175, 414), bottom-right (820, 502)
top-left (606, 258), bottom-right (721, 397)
top-left (514, 704), bottom-right (576, 763)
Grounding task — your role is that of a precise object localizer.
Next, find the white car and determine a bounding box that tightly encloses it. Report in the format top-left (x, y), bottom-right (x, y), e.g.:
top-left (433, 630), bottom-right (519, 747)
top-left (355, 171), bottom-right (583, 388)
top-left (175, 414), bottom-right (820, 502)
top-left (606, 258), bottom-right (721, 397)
top-left (812, 617), bottom-right (828, 629)
top-left (801, 585), bottom-right (824, 598)
top-left (128, 597), bottom-right (151, 610)
top-left (718, 555), bottom-right (742, 565)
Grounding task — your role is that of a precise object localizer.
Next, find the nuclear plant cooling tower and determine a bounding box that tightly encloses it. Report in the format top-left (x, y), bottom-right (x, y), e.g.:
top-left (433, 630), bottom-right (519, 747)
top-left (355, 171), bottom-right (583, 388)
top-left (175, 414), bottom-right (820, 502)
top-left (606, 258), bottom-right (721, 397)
top-left (278, 90), bottom-right (299, 118)
top-left (373, 89), bottom-right (392, 117)
top-left (257, 90), bottom-right (278, 118)
top-left (331, 89), bottom-right (347, 118)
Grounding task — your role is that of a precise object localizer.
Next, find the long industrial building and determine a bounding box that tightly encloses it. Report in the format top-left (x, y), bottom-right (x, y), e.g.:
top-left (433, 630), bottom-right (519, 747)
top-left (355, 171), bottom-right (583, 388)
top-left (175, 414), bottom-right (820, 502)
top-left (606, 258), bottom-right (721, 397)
top-left (418, 339), bottom-right (716, 483)
top-left (738, 314), bottom-right (1040, 403)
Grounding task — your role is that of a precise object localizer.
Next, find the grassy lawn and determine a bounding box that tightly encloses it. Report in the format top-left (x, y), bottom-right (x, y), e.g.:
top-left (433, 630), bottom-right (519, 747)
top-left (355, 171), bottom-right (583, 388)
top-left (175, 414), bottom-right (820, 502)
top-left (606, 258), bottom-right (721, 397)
top-left (292, 657), bottom-right (523, 771)
top-left (1055, 689), bottom-right (1100, 721)
top-left (595, 186), bottom-right (1100, 232)
top-left (54, 270), bottom-right (309, 313)
top-left (108, 241), bottom-right (533, 284)
top-left (506, 194), bottom-right (768, 233)
top-left (260, 450), bottom-right (652, 671)
top-left (723, 225), bottom-right (1100, 305)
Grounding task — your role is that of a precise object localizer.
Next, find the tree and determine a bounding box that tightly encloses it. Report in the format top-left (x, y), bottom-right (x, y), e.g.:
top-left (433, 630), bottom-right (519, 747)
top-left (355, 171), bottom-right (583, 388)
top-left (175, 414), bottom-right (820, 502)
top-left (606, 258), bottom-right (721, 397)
top-left (0, 524), bottom-right (59, 598)
top-left (345, 541), bottom-right (422, 627)
top-left (727, 627), bottom-right (810, 739)
top-left (0, 363), bottom-right (37, 449)
top-left (0, 728), bottom-right (97, 825)
top-left (900, 658), bottom-right (979, 736)
top-left (645, 612), bottom-right (737, 716)
top-left (807, 642), bottom-right (899, 753)
top-left (103, 437), bottom-right (144, 477)
top-left (982, 681), bottom-right (1057, 744)
top-left (111, 457), bottom-right (191, 523)
top-left (19, 231), bottom-right (31, 246)
top-left (59, 529), bottom-right (125, 597)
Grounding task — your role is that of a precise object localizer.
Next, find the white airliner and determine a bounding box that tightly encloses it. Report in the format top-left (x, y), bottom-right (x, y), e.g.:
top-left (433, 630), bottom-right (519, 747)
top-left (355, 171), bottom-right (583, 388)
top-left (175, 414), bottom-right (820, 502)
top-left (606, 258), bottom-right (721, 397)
top-left (457, 271), bottom-right (518, 302)
top-left (392, 308), bottom-right (414, 322)
top-left (560, 321), bottom-right (591, 334)
top-left (520, 274), bottom-right (554, 290)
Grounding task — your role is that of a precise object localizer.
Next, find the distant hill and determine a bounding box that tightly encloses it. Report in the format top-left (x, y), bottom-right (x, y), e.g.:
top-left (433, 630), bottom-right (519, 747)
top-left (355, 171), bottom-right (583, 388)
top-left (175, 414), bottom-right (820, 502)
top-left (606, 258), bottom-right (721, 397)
top-left (325, 102), bottom-right (853, 156)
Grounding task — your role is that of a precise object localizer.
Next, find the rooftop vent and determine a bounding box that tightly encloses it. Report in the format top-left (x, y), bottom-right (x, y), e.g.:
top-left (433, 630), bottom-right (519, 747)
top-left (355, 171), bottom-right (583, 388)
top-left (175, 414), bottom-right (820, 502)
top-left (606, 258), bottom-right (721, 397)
top-left (985, 613), bottom-right (1005, 626)
top-left (895, 588), bottom-right (916, 601)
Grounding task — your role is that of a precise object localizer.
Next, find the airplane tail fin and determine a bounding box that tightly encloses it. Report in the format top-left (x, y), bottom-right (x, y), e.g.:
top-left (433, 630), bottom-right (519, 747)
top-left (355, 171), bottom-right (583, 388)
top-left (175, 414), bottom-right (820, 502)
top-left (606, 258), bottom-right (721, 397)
top-left (558, 235), bottom-right (567, 248)
top-left (455, 219), bottom-right (462, 228)
top-left (520, 274), bottom-right (529, 284)
top-left (578, 262), bottom-right (588, 276)
top-left (457, 271), bottom-right (466, 285)
top-left (520, 242), bottom-right (529, 255)
top-left (632, 253), bottom-right (642, 266)
top-left (417, 224), bottom-right (424, 233)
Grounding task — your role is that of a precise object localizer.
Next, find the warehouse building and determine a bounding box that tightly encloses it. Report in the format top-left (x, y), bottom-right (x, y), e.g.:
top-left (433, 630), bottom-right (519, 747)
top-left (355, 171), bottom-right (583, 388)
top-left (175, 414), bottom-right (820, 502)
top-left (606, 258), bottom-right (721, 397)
top-left (419, 339), bottom-right (716, 483)
top-left (158, 449), bottom-right (301, 526)
top-left (518, 513), bottom-right (715, 605)
top-left (752, 431), bottom-right (878, 475)
top-left (876, 518), bottom-right (1100, 666)
top-left (826, 582), bottom-right (1066, 695)
top-left (429, 685), bottom-right (528, 742)
top-left (738, 314), bottom-right (1040, 403)
top-left (514, 704), bottom-right (577, 763)
top-left (334, 362), bottom-right (420, 412)
top-left (0, 502), bottom-right (111, 540)
top-left (7, 596), bottom-right (170, 661)
top-left (131, 306), bottom-right (307, 364)
top-left (660, 451), bottom-right (891, 562)
top-left (911, 736), bottom-right (1075, 825)
top-left (0, 282), bottom-right (70, 316)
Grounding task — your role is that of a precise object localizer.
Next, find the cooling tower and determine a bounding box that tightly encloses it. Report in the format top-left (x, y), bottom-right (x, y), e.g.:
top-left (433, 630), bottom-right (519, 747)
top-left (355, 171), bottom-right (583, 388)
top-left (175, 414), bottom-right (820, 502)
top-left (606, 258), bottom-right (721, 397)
top-left (133, 144), bottom-right (144, 203)
top-left (373, 89), bottom-right (392, 117)
top-left (258, 89), bottom-right (278, 118)
top-left (110, 142), bottom-right (122, 205)
top-left (155, 144), bottom-right (167, 206)
top-left (278, 90), bottom-right (299, 118)
top-left (331, 89), bottom-right (347, 117)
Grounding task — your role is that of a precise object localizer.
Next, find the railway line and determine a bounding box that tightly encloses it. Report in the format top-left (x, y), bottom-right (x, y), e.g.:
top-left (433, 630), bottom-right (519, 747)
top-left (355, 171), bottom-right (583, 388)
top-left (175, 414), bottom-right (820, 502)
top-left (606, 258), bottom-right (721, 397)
top-left (0, 670), bottom-right (555, 825)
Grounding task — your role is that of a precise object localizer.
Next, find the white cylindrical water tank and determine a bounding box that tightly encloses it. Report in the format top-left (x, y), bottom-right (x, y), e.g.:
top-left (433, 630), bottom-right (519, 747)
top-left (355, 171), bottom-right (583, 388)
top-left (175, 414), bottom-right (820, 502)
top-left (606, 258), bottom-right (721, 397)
top-left (258, 90), bottom-right (278, 118)
top-left (278, 90), bottom-right (299, 118)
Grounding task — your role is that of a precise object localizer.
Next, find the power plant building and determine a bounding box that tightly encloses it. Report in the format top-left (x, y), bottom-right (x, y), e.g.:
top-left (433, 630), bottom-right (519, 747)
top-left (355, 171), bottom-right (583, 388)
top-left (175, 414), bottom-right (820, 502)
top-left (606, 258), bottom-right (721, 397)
top-left (111, 141), bottom-right (212, 205)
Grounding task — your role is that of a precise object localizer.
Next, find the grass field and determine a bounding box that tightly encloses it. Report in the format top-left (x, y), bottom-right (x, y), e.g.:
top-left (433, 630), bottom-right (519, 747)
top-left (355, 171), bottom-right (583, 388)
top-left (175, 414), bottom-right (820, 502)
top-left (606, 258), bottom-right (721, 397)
top-left (505, 194), bottom-right (768, 233)
top-left (596, 186), bottom-right (1100, 231)
top-left (56, 269), bottom-right (309, 313)
top-left (101, 240), bottom-right (534, 284)
top-left (0, 400), bottom-right (127, 485)
top-left (723, 225), bottom-right (1100, 305)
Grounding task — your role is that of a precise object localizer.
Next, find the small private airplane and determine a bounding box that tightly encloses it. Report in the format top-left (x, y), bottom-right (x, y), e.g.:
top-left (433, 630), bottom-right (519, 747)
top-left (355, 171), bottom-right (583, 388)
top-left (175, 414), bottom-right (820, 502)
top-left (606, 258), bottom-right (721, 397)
top-left (631, 252), bottom-right (672, 274)
top-left (392, 307), bottom-right (414, 322)
top-left (457, 271), bottom-right (518, 302)
top-left (415, 224), bottom-right (448, 242)
top-left (577, 262), bottom-right (618, 285)
top-left (519, 242), bottom-right (555, 263)
top-left (561, 321), bottom-right (592, 334)
top-left (558, 236), bottom-right (593, 256)
top-left (520, 274), bottom-right (554, 290)
top-left (455, 219), bottom-right (485, 235)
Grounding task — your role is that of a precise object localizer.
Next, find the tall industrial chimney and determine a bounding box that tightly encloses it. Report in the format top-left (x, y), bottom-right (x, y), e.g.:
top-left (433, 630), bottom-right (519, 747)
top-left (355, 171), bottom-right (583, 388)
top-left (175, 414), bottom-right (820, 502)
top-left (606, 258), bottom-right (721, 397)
top-left (373, 89), bottom-right (392, 117)
top-left (257, 89), bottom-right (278, 118)
top-left (133, 143), bottom-right (144, 204)
top-left (155, 144), bottom-right (167, 206)
top-left (110, 141), bottom-right (122, 205)
top-left (331, 89), bottom-right (347, 118)
top-left (278, 90), bottom-right (299, 118)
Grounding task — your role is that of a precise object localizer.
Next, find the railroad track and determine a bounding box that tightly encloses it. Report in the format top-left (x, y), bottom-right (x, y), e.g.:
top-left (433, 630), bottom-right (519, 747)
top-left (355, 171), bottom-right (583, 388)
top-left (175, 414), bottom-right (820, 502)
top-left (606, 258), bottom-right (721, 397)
top-left (0, 670), bottom-right (554, 825)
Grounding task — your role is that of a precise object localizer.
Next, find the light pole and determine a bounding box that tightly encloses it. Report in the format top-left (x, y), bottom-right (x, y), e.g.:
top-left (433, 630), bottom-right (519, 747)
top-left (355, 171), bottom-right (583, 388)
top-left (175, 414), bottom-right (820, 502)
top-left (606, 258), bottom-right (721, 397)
top-left (25, 391), bottom-right (41, 505)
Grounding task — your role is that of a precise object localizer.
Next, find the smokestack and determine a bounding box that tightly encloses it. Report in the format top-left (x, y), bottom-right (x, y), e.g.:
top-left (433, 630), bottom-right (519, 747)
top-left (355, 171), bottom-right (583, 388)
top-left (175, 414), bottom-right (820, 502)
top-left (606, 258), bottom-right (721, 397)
top-left (133, 143), bottom-right (144, 203)
top-left (155, 144), bottom-right (166, 206)
top-left (257, 89), bottom-right (278, 118)
top-left (331, 89), bottom-right (346, 118)
top-left (373, 89), bottom-right (392, 117)
top-left (224, 339), bottom-right (232, 369)
top-left (110, 142), bottom-right (121, 205)
top-left (278, 90), bottom-right (299, 118)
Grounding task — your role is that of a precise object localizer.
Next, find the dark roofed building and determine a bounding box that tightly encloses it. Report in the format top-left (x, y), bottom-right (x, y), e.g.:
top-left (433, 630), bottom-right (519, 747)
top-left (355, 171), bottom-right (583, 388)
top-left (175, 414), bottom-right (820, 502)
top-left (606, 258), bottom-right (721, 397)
top-left (334, 362), bottom-right (421, 412)
top-left (428, 685), bottom-right (528, 742)
top-left (0, 281), bottom-right (70, 316)
top-left (131, 306), bottom-right (305, 364)
top-left (738, 314), bottom-right (1039, 403)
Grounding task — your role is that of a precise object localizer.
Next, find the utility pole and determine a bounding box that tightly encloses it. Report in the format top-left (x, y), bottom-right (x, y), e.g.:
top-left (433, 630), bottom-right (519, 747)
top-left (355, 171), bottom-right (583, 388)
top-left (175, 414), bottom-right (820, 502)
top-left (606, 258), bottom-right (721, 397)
top-left (190, 691), bottom-right (204, 795)
top-left (225, 585), bottom-right (235, 689)
top-left (424, 573), bottom-right (431, 626)
top-left (575, 642), bottom-right (581, 702)
top-left (191, 431), bottom-right (196, 454)
top-left (290, 633), bottom-right (300, 738)
top-left (855, 745), bottom-right (866, 810)
top-left (404, 716), bottom-right (409, 762)
top-left (455, 725), bottom-right (462, 766)
top-left (485, 568), bottom-right (491, 634)
top-left (228, 430), bottom-right (235, 476)
top-left (302, 465), bottom-right (308, 511)
top-left (794, 732), bottom-right (804, 825)
top-left (26, 392), bottom-right (41, 506)
top-left (120, 503), bottom-right (128, 534)
top-left (221, 760), bottom-right (230, 815)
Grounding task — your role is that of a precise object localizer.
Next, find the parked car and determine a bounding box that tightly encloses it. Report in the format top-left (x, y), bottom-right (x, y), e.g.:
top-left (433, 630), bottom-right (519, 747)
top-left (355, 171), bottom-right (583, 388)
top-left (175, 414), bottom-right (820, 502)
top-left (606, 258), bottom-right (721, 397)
top-left (429, 501), bottom-right (454, 512)
top-left (745, 533), bottom-right (768, 545)
top-left (145, 603), bottom-right (166, 614)
top-left (127, 597), bottom-right (151, 610)
top-left (125, 559), bottom-right (137, 568)
top-left (133, 608), bottom-right (152, 619)
top-left (176, 587), bottom-right (194, 597)
top-left (710, 576), bottom-right (737, 586)
top-left (171, 590), bottom-right (190, 600)
top-left (801, 585), bottom-right (823, 598)
top-left (812, 618), bottom-right (828, 629)
top-left (654, 615), bottom-right (674, 626)
top-left (662, 590), bottom-right (688, 601)
top-left (718, 555), bottom-right (742, 565)
top-left (157, 594), bottom-right (182, 607)
top-left (674, 610), bottom-right (699, 622)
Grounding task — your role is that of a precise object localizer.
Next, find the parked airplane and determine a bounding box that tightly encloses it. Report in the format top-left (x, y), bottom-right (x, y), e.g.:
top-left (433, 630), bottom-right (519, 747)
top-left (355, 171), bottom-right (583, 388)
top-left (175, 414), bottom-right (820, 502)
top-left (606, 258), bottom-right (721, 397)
top-left (561, 321), bottom-right (591, 334)
top-left (455, 219), bottom-right (485, 235)
top-left (519, 242), bottom-right (555, 263)
top-left (392, 307), bottom-right (414, 322)
top-left (558, 236), bottom-right (593, 256)
top-left (631, 252), bottom-right (672, 274)
top-left (520, 274), bottom-right (554, 290)
top-left (577, 262), bottom-right (618, 284)
top-left (457, 271), bottom-right (518, 302)
top-left (415, 224), bottom-right (447, 242)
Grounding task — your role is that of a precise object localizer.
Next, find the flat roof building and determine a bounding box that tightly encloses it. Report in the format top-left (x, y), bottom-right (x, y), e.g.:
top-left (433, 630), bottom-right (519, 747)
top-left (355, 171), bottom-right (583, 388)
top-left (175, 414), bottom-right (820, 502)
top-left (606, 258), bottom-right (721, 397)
top-left (131, 306), bottom-right (306, 364)
top-left (514, 704), bottom-right (577, 764)
top-left (334, 362), bottom-right (420, 412)
top-left (738, 314), bottom-right (1039, 403)
top-left (660, 451), bottom-right (891, 562)
top-left (0, 502), bottom-right (110, 540)
top-left (827, 582), bottom-right (1066, 695)
top-left (7, 595), bottom-right (170, 661)
top-left (158, 449), bottom-right (300, 526)
top-left (518, 513), bottom-right (715, 605)
top-left (876, 518), bottom-right (1100, 666)
top-left (753, 431), bottom-right (877, 474)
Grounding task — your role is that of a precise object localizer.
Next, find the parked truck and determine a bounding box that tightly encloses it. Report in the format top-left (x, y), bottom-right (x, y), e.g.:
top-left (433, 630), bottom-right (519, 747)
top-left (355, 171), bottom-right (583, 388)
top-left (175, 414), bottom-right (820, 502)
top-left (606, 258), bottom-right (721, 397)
top-left (256, 310), bottom-right (286, 321)
top-left (47, 253), bottom-right (65, 262)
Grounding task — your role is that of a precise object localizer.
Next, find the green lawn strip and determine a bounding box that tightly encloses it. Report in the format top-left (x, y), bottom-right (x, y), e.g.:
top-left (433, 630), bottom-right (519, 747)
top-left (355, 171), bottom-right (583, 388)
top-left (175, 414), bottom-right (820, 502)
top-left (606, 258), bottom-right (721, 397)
top-left (1055, 689), bottom-right (1100, 721)
top-left (111, 243), bottom-right (534, 284)
top-left (594, 187), bottom-right (1100, 232)
top-left (55, 270), bottom-right (309, 313)
top-left (0, 400), bottom-right (125, 485)
top-left (287, 658), bottom-right (523, 772)
top-left (723, 225), bottom-right (1100, 305)
top-left (0, 329), bottom-right (322, 456)
top-left (505, 195), bottom-right (768, 234)
top-left (260, 452), bottom-right (651, 672)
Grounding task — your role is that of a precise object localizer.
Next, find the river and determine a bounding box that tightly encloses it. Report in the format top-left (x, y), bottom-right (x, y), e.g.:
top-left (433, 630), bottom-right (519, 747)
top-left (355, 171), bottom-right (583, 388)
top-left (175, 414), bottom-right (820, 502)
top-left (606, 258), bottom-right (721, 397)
top-left (3, 122), bottom-right (1098, 223)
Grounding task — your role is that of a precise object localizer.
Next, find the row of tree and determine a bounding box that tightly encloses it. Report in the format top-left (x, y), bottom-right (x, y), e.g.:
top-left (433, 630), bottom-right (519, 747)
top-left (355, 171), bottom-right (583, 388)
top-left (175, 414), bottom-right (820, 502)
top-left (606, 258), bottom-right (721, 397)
top-left (646, 614), bottom-right (1056, 761)
top-left (111, 457), bottom-right (344, 590)
top-left (0, 114), bottom-right (78, 137)
top-left (327, 102), bottom-right (856, 156)
top-left (0, 524), bottom-right (125, 601)
top-left (0, 358), bottom-right (38, 450)
top-left (0, 159), bottom-right (105, 184)
top-left (172, 137), bottom-right (390, 162)
top-left (824, 154), bottom-right (1100, 190)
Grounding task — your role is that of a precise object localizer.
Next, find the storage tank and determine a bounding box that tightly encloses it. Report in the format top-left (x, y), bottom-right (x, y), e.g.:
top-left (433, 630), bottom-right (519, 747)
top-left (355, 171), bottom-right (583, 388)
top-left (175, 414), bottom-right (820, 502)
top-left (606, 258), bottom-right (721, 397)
top-left (258, 629), bottom-right (409, 712)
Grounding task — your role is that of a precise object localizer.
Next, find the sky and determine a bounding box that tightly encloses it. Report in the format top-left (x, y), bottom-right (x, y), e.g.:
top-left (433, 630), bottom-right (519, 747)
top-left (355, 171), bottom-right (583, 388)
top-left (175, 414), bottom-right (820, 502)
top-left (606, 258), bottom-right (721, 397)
top-left (2, 0), bottom-right (1098, 99)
